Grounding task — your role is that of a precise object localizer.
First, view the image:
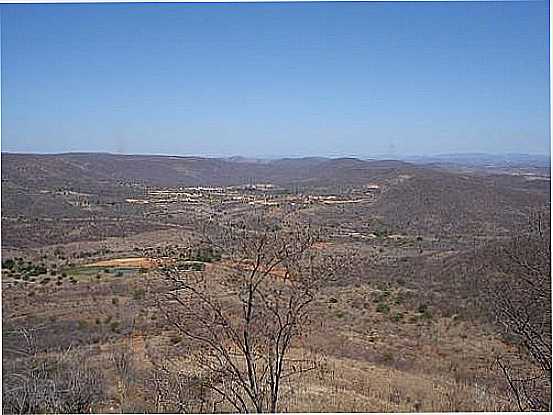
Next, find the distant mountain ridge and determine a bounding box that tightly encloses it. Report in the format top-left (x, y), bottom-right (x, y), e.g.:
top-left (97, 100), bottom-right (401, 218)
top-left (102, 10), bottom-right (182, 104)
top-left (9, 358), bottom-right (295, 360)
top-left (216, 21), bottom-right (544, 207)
top-left (1, 152), bottom-right (550, 245)
top-left (1, 152), bottom-right (420, 190)
top-left (402, 153), bottom-right (550, 168)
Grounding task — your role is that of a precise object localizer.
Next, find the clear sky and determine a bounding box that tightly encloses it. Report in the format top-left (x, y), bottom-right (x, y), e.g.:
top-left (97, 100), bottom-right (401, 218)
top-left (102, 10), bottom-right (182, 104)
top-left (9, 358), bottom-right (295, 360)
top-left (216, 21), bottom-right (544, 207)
top-left (1, 1), bottom-right (550, 158)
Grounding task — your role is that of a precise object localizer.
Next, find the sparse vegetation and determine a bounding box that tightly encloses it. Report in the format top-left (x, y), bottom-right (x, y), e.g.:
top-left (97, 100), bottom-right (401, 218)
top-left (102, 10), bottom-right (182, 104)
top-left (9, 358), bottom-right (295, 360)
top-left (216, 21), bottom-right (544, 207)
top-left (2, 153), bottom-right (550, 412)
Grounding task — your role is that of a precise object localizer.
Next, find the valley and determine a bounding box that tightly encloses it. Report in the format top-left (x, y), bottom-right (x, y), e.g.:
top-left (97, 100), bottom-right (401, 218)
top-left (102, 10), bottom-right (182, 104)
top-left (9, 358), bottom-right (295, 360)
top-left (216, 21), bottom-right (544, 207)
top-left (1, 153), bottom-right (550, 412)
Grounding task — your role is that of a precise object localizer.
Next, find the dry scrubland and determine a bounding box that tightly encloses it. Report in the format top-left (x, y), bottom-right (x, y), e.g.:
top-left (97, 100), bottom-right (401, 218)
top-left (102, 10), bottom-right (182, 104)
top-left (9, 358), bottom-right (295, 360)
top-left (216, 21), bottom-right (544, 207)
top-left (1, 154), bottom-right (551, 413)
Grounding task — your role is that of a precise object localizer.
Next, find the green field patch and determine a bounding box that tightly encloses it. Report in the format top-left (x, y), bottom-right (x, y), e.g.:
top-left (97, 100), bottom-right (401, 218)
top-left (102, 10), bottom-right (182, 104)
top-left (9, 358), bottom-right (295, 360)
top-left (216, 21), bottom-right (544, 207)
top-left (61, 266), bottom-right (139, 280)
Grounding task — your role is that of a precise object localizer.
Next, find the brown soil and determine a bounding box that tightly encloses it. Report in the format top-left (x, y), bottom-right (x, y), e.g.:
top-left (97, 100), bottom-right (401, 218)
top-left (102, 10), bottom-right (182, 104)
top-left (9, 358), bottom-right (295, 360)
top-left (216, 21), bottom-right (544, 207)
top-left (84, 257), bottom-right (160, 269)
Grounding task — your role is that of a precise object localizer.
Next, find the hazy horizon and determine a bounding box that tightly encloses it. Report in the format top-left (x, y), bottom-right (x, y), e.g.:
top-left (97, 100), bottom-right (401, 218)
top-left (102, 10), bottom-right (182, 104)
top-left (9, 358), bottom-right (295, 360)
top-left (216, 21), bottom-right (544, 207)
top-left (1, 150), bottom-right (549, 161)
top-left (1, 1), bottom-right (550, 157)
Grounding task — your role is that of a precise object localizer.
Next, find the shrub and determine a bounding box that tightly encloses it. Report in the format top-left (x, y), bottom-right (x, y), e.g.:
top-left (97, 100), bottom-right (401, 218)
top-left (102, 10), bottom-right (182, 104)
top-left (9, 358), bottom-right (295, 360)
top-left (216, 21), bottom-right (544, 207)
top-left (133, 288), bottom-right (145, 300)
top-left (417, 304), bottom-right (428, 314)
top-left (110, 321), bottom-right (120, 332)
top-left (376, 303), bottom-right (390, 314)
top-left (170, 335), bottom-right (182, 345)
top-left (2, 259), bottom-right (15, 269)
top-left (112, 297), bottom-right (119, 305)
top-left (2, 347), bottom-right (105, 414)
top-left (40, 277), bottom-right (51, 285)
top-left (392, 312), bottom-right (404, 322)
top-left (420, 310), bottom-right (433, 320)
top-left (382, 351), bottom-right (394, 364)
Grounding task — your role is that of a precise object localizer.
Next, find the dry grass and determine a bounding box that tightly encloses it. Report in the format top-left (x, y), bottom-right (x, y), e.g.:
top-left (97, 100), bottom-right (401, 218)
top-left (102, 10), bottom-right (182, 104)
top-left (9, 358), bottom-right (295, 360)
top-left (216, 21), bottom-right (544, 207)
top-left (278, 351), bottom-right (511, 412)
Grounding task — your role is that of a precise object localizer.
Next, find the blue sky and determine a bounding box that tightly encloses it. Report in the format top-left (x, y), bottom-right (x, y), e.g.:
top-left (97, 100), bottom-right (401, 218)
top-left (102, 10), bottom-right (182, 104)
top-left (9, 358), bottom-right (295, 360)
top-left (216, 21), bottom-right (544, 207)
top-left (1, 1), bottom-right (550, 157)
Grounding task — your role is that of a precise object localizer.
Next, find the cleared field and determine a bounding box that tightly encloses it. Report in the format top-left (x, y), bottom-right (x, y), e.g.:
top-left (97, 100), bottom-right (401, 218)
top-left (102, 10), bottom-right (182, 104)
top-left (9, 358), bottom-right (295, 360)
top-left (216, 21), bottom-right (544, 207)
top-left (84, 257), bottom-right (160, 269)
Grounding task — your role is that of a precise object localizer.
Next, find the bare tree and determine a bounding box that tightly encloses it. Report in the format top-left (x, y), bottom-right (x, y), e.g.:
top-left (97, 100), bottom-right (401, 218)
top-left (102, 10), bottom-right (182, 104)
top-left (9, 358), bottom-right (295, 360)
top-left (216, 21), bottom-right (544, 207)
top-left (143, 345), bottom-right (211, 414)
top-left (156, 211), bottom-right (353, 412)
top-left (2, 328), bottom-right (105, 414)
top-left (485, 210), bottom-right (551, 411)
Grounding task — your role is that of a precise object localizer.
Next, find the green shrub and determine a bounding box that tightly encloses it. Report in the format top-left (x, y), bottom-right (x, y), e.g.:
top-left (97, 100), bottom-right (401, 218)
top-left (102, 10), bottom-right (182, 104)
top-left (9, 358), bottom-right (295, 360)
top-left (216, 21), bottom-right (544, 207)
top-left (110, 321), bottom-right (120, 332)
top-left (382, 351), bottom-right (394, 364)
top-left (112, 297), bottom-right (119, 305)
top-left (2, 259), bottom-right (15, 270)
top-left (133, 288), bottom-right (145, 300)
top-left (373, 229), bottom-right (389, 238)
top-left (392, 312), bottom-right (404, 322)
top-left (170, 335), bottom-right (182, 345)
top-left (421, 310), bottom-right (433, 320)
top-left (376, 303), bottom-right (390, 314)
